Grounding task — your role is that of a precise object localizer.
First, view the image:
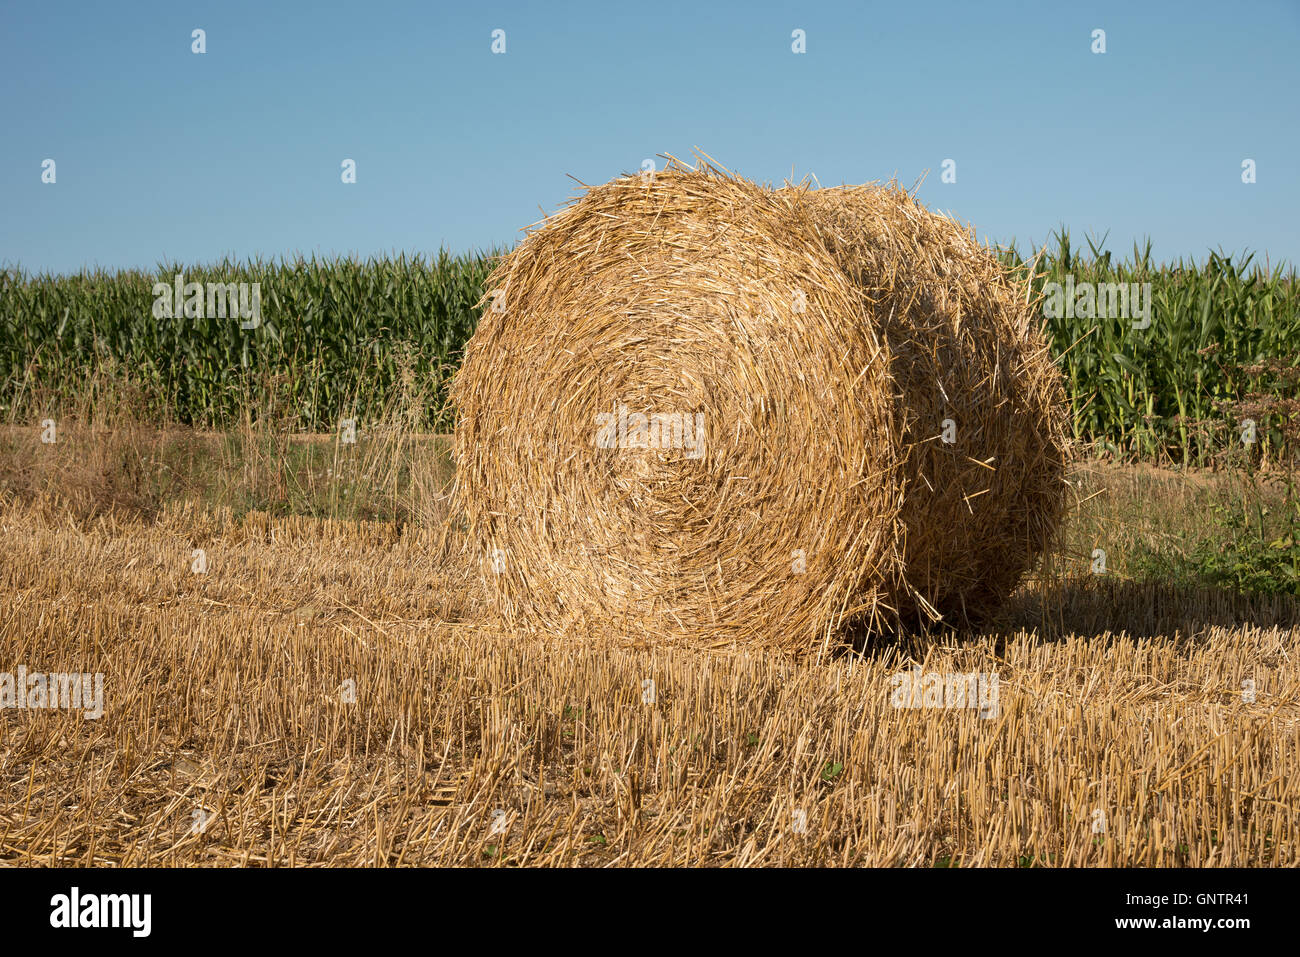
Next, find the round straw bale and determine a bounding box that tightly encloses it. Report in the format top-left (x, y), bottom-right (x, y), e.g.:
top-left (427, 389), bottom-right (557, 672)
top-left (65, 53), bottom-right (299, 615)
top-left (452, 159), bottom-right (1068, 652)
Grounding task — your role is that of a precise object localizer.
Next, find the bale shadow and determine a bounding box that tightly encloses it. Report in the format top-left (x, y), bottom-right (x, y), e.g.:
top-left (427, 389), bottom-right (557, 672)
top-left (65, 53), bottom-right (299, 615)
top-left (832, 575), bottom-right (1300, 659)
top-left (989, 575), bottom-right (1300, 644)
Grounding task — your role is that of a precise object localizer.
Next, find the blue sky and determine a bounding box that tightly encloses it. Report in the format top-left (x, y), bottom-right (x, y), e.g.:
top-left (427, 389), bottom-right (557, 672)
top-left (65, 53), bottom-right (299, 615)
top-left (3, 0), bottom-right (1298, 276)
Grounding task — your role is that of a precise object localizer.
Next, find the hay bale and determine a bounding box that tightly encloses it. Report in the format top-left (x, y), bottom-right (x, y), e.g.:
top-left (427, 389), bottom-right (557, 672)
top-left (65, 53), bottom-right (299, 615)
top-left (452, 159), bottom-right (1068, 652)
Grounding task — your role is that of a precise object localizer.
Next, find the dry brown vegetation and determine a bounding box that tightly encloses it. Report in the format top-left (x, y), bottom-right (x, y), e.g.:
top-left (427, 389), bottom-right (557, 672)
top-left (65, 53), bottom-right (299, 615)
top-left (1, 425), bottom-right (1298, 866)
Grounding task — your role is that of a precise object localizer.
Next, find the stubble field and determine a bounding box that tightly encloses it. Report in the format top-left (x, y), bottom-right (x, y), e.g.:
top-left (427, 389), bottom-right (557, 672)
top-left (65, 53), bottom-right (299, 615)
top-left (1, 425), bottom-right (1296, 866)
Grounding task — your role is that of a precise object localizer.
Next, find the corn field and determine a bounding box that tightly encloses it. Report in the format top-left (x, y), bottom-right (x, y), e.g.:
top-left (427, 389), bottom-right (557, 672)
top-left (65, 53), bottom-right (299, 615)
top-left (1007, 231), bottom-right (1300, 465)
top-left (0, 250), bottom-right (496, 432)
top-left (4, 236), bottom-right (1298, 462)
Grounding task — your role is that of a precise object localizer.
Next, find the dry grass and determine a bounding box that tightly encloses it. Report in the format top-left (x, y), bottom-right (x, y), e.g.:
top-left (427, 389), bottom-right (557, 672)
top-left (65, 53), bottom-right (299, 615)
top-left (0, 431), bottom-right (1296, 866)
top-left (0, 408), bottom-right (455, 529)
